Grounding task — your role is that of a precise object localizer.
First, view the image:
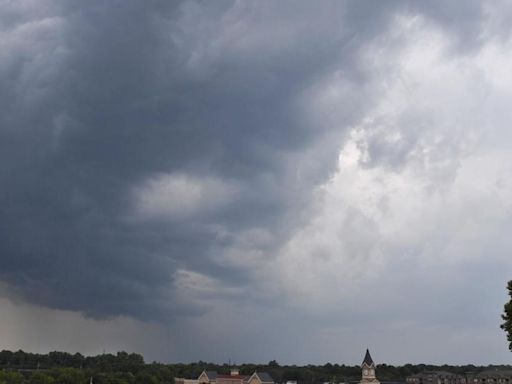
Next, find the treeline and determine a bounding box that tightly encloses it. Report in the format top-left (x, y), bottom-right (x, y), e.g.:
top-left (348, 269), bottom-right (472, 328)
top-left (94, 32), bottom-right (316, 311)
top-left (0, 351), bottom-right (144, 371)
top-left (0, 350), bottom-right (172, 384)
top-left (1, 350), bottom-right (512, 384)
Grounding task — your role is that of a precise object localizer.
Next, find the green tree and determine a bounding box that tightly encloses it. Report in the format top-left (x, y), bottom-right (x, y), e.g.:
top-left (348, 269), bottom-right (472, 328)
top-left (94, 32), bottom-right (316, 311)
top-left (30, 372), bottom-right (56, 384)
top-left (501, 280), bottom-right (512, 351)
top-left (0, 371), bottom-right (23, 384)
top-left (52, 367), bottom-right (86, 384)
top-left (134, 372), bottom-right (158, 384)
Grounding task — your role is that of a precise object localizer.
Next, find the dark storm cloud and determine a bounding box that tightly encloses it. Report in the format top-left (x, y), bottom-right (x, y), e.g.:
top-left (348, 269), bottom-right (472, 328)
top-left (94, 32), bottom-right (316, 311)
top-left (0, 0), bottom-right (494, 323)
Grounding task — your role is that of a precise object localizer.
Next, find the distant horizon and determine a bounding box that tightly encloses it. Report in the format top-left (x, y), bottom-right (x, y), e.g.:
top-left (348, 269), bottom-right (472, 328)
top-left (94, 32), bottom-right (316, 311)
top-left (1, 347), bottom-right (511, 368)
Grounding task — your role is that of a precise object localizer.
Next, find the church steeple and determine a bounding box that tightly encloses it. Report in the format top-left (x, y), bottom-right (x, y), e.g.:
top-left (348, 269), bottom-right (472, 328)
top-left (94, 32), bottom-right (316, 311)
top-left (360, 349), bottom-right (379, 384)
top-left (362, 349), bottom-right (374, 366)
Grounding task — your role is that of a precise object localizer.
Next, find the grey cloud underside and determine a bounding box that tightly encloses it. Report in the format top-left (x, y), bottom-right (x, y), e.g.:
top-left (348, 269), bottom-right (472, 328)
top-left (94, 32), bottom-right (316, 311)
top-left (0, 0), bottom-right (493, 322)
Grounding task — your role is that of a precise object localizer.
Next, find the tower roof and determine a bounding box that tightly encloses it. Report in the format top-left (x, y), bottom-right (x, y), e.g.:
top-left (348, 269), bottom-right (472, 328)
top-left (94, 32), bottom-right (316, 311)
top-left (362, 349), bottom-right (374, 366)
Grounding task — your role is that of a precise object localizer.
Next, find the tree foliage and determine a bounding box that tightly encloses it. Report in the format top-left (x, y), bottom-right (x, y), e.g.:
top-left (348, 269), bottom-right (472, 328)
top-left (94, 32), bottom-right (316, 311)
top-left (0, 349), bottom-right (512, 384)
top-left (501, 280), bottom-right (512, 351)
top-left (0, 371), bottom-right (23, 384)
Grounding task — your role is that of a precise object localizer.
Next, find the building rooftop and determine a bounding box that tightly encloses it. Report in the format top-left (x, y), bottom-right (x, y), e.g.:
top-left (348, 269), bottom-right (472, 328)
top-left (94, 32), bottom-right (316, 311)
top-left (363, 349), bottom-right (374, 366)
top-left (206, 372), bottom-right (219, 380)
top-left (254, 372), bottom-right (274, 383)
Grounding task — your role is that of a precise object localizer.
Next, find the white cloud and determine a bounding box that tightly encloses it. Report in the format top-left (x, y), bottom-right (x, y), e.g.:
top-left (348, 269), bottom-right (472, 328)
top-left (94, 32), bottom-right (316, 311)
top-left (133, 173), bottom-right (239, 220)
top-left (271, 13), bottom-right (512, 312)
top-left (173, 269), bottom-right (243, 301)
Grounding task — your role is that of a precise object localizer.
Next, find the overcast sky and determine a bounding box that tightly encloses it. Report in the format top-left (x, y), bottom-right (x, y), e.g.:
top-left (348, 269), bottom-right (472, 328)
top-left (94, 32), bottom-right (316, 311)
top-left (1, 0), bottom-right (512, 366)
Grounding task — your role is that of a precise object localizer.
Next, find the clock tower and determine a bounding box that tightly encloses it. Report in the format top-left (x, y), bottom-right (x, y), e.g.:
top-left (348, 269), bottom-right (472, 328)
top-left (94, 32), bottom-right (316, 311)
top-left (361, 349), bottom-right (379, 384)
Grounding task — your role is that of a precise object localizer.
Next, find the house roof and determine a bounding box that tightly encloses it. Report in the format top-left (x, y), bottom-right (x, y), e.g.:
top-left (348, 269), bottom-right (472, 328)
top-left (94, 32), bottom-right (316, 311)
top-left (362, 349), bottom-right (374, 366)
top-left (435, 372), bottom-right (459, 377)
top-left (255, 372), bottom-right (274, 383)
top-left (247, 372), bottom-right (274, 383)
top-left (409, 372), bottom-right (460, 378)
top-left (205, 371), bottom-right (219, 380)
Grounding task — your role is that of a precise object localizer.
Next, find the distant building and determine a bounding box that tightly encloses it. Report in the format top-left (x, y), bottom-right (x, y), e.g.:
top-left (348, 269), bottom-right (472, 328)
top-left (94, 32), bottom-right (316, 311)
top-left (247, 372), bottom-right (275, 384)
top-left (407, 370), bottom-right (512, 384)
top-left (198, 371), bottom-right (219, 384)
top-left (466, 370), bottom-right (512, 384)
top-left (217, 368), bottom-right (250, 384)
top-left (177, 368), bottom-right (274, 384)
top-left (361, 349), bottom-right (380, 384)
top-left (406, 372), bottom-right (466, 384)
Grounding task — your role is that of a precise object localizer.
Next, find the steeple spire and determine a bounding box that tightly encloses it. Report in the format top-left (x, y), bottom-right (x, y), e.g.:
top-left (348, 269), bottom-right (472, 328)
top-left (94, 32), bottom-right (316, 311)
top-left (362, 349), bottom-right (374, 366)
